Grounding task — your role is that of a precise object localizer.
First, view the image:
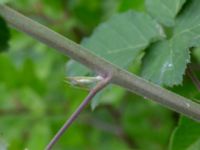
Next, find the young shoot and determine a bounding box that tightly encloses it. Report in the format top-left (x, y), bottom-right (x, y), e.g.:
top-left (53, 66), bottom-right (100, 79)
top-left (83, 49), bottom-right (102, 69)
top-left (65, 75), bottom-right (103, 89)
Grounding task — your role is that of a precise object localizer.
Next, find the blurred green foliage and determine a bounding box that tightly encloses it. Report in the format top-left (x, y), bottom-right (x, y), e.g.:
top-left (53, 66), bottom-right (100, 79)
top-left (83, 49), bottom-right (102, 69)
top-left (170, 116), bottom-right (200, 150)
top-left (0, 0), bottom-right (200, 150)
top-left (0, 16), bottom-right (10, 52)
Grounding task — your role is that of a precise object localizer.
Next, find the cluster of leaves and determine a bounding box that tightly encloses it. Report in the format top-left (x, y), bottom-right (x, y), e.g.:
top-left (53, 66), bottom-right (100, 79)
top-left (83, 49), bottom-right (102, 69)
top-left (0, 0), bottom-right (200, 150)
top-left (67, 0), bottom-right (198, 87)
top-left (66, 0), bottom-right (200, 149)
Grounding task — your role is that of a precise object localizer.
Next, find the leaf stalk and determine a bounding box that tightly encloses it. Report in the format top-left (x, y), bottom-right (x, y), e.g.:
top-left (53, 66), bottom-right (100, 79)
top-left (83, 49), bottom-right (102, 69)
top-left (45, 75), bottom-right (112, 150)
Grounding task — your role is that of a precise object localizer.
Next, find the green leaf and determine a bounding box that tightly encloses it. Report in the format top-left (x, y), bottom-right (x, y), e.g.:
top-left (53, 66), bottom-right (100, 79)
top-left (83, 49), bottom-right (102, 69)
top-left (169, 116), bottom-right (200, 150)
top-left (141, 38), bottom-right (189, 86)
top-left (0, 17), bottom-right (10, 52)
top-left (66, 10), bottom-right (164, 109)
top-left (141, 0), bottom-right (200, 86)
top-left (66, 10), bottom-right (165, 76)
top-left (145, 0), bottom-right (186, 26)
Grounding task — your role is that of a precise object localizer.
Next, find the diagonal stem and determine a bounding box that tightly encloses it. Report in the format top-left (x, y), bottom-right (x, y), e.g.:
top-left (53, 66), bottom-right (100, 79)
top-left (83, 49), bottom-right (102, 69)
top-left (45, 75), bottom-right (112, 150)
top-left (1, 5), bottom-right (200, 122)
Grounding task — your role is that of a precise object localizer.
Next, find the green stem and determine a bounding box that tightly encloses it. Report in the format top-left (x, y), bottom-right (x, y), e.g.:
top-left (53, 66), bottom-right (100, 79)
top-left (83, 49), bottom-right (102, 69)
top-left (1, 5), bottom-right (200, 121)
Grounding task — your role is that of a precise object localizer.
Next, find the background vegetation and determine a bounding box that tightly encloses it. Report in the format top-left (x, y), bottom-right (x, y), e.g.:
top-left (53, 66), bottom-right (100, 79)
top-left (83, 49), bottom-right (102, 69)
top-left (0, 0), bottom-right (200, 150)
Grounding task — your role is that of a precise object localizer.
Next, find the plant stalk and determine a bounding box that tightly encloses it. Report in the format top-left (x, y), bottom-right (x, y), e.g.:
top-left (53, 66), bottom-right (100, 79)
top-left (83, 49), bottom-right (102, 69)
top-left (1, 5), bottom-right (200, 121)
top-left (45, 75), bottom-right (112, 150)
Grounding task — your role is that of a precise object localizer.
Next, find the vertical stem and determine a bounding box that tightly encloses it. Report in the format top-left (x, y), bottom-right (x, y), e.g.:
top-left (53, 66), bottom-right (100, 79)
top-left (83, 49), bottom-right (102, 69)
top-left (45, 75), bottom-right (112, 150)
